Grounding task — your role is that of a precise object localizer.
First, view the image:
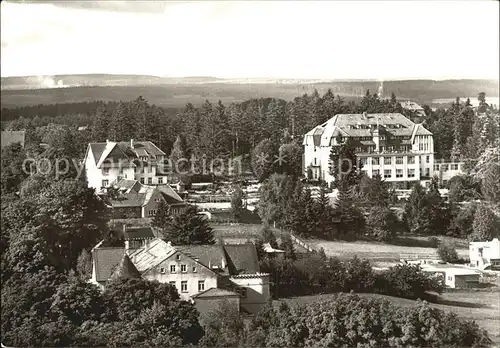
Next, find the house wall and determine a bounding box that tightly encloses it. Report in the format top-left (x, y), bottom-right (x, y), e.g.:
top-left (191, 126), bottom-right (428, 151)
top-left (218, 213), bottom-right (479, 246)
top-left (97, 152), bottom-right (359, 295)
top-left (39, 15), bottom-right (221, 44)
top-left (142, 189), bottom-right (165, 218)
top-left (230, 275), bottom-right (270, 314)
top-left (142, 251), bottom-right (219, 300)
top-left (469, 239), bottom-right (500, 269)
top-left (448, 274), bottom-right (480, 288)
top-left (85, 147), bottom-right (102, 190)
top-left (85, 145), bottom-right (135, 190)
top-left (303, 133), bottom-right (435, 186)
top-left (195, 296), bottom-right (240, 317)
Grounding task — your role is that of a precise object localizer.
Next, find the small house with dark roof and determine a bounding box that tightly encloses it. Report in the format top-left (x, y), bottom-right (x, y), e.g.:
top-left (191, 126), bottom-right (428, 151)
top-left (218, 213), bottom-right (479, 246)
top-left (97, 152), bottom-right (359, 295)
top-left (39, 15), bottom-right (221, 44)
top-left (192, 288), bottom-right (241, 316)
top-left (106, 179), bottom-right (186, 219)
top-left (90, 238), bottom-right (270, 314)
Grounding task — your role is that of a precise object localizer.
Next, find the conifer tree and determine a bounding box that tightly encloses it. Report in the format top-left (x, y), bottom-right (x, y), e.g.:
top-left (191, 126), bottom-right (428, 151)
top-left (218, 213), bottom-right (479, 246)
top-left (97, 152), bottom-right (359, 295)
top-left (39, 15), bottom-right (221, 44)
top-left (162, 205), bottom-right (214, 245)
top-left (169, 135), bottom-right (189, 174)
top-left (91, 106), bottom-right (110, 141)
top-left (471, 204), bottom-right (499, 241)
top-left (151, 199), bottom-right (171, 231)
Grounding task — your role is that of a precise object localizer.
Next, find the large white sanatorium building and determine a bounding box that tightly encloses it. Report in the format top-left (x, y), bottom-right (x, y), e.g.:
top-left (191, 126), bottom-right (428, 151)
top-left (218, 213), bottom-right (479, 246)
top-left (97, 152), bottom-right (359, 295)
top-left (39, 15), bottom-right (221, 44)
top-left (303, 113), bottom-right (436, 187)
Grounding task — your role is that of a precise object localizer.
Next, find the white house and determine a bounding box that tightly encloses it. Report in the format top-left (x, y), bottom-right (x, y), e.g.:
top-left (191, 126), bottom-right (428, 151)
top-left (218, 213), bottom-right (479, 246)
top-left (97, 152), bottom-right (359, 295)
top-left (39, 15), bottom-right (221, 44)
top-left (303, 113), bottom-right (436, 188)
top-left (90, 238), bottom-right (270, 314)
top-left (421, 264), bottom-right (481, 288)
top-left (469, 238), bottom-right (500, 270)
top-left (84, 139), bottom-right (167, 191)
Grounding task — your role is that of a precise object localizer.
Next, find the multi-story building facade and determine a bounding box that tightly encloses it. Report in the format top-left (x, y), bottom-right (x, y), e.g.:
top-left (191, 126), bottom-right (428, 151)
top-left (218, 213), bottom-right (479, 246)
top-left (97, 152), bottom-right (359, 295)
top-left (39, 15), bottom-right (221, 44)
top-left (469, 238), bottom-right (500, 270)
top-left (303, 113), bottom-right (435, 188)
top-left (84, 139), bottom-right (168, 191)
top-left (90, 238), bottom-right (270, 314)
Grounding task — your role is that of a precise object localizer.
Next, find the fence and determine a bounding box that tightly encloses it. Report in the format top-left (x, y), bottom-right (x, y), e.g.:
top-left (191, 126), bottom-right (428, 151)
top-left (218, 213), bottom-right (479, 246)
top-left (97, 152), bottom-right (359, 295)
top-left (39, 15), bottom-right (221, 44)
top-left (290, 233), bottom-right (316, 253)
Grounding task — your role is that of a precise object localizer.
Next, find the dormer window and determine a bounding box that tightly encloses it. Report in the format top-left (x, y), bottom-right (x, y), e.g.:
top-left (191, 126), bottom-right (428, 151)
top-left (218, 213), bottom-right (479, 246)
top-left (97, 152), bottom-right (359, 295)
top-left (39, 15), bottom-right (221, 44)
top-left (103, 168), bottom-right (110, 175)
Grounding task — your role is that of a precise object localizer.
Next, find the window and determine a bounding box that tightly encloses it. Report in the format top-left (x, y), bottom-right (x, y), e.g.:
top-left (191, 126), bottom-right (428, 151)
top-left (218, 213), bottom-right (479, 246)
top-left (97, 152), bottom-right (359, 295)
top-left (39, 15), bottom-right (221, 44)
top-left (235, 287), bottom-right (247, 298)
top-left (384, 169), bottom-right (392, 178)
top-left (158, 177), bottom-right (163, 184)
top-left (451, 164), bottom-right (459, 170)
top-left (170, 265), bottom-right (176, 273)
top-left (447, 276), bottom-right (453, 281)
top-left (384, 157), bottom-right (392, 165)
top-left (442, 165), bottom-right (448, 171)
top-left (192, 266), bottom-right (197, 273)
top-left (103, 168), bottom-right (110, 175)
top-left (396, 157), bottom-right (403, 165)
top-left (169, 281), bottom-right (175, 287)
top-left (408, 156), bottom-right (415, 164)
top-left (176, 254), bottom-right (181, 260)
top-left (181, 264), bottom-right (187, 273)
top-left (148, 177), bottom-right (153, 185)
top-left (198, 280), bottom-right (205, 292)
top-left (408, 169), bottom-right (416, 178)
top-left (426, 156), bottom-right (430, 163)
top-left (140, 178), bottom-right (145, 184)
top-left (425, 168), bottom-right (430, 177)
top-left (181, 281), bottom-right (188, 292)
top-left (360, 157), bottom-right (367, 166)
top-left (119, 167), bottom-right (124, 174)
top-left (102, 179), bottom-right (109, 187)
top-left (434, 164), bottom-right (440, 171)
top-left (148, 210), bottom-right (156, 216)
top-left (372, 169), bottom-right (380, 177)
top-left (372, 157), bottom-right (380, 165)
top-left (160, 267), bottom-right (165, 274)
top-left (396, 169), bottom-right (403, 178)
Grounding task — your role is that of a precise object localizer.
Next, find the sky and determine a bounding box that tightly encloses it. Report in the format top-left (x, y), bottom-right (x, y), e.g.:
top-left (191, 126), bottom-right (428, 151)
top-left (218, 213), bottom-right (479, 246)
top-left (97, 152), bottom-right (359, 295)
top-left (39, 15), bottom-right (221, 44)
top-left (1, 0), bottom-right (499, 80)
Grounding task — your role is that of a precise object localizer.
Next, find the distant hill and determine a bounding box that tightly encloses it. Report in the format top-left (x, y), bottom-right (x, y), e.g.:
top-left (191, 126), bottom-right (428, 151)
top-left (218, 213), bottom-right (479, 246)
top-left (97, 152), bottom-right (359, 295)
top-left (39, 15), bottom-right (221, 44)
top-left (1, 75), bottom-right (498, 109)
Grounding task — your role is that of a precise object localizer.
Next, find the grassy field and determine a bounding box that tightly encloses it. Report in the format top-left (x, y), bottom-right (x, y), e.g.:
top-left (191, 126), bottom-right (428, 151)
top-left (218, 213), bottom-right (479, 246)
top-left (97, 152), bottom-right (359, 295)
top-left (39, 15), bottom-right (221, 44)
top-left (308, 237), bottom-right (469, 262)
top-left (277, 290), bottom-right (500, 343)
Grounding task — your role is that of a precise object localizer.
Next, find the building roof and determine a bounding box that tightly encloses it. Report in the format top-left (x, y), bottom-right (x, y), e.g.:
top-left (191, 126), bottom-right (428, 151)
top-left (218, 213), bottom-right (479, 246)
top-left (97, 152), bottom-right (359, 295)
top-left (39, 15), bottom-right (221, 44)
top-left (303, 113), bottom-right (432, 147)
top-left (114, 179), bottom-right (142, 193)
top-left (192, 287), bottom-right (240, 299)
top-left (157, 185), bottom-right (184, 204)
top-left (223, 243), bottom-right (260, 274)
top-left (93, 239), bottom-right (262, 282)
top-left (1, 130), bottom-right (26, 148)
top-left (421, 264), bottom-right (482, 276)
top-left (109, 254), bottom-right (142, 280)
top-left (87, 139), bottom-right (165, 167)
top-left (128, 239), bottom-right (177, 272)
top-left (92, 247), bottom-right (126, 282)
top-left (121, 226), bottom-right (155, 240)
top-left (110, 192), bottom-right (147, 207)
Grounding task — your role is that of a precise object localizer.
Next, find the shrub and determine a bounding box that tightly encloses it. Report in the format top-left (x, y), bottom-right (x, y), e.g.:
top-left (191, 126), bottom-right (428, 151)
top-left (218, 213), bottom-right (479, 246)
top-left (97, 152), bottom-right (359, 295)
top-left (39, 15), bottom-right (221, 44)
top-left (437, 242), bottom-right (460, 263)
top-left (427, 236), bottom-right (439, 248)
top-left (376, 264), bottom-right (444, 299)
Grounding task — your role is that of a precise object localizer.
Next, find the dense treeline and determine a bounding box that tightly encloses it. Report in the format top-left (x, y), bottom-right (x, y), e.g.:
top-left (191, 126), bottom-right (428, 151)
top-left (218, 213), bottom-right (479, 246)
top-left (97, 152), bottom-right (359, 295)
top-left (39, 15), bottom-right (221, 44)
top-left (202, 293), bottom-right (490, 348)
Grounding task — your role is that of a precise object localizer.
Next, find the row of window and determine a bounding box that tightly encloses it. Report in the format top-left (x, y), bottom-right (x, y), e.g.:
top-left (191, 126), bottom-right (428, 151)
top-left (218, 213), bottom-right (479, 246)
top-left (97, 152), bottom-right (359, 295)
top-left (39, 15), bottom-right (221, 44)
top-left (169, 280), bottom-right (204, 292)
top-left (139, 177), bottom-right (163, 184)
top-left (160, 264), bottom-right (197, 274)
top-left (370, 168), bottom-right (429, 178)
top-left (360, 155), bottom-right (430, 166)
top-left (434, 164), bottom-right (460, 171)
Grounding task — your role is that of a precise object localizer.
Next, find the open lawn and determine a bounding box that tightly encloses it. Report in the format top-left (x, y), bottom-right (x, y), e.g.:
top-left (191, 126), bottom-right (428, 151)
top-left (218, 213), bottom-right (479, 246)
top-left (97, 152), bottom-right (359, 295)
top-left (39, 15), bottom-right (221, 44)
top-left (308, 237), bottom-right (469, 262)
top-left (277, 290), bottom-right (500, 343)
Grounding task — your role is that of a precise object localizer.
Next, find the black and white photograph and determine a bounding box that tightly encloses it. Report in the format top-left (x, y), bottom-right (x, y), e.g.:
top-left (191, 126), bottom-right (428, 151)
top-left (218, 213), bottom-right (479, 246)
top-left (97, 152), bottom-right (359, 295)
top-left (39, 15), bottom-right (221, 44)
top-left (1, 0), bottom-right (499, 347)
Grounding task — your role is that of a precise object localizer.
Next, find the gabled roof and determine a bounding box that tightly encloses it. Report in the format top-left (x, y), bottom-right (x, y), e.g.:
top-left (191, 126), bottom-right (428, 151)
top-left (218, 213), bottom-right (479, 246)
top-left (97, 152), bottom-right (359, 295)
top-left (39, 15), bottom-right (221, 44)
top-left (304, 113), bottom-right (431, 146)
top-left (109, 254), bottom-right (142, 280)
top-left (92, 247), bottom-right (126, 282)
top-left (1, 130), bottom-right (26, 148)
top-left (192, 287), bottom-right (240, 299)
top-left (223, 243), bottom-right (260, 275)
top-left (115, 179), bottom-right (141, 193)
top-left (157, 185), bottom-right (184, 204)
top-left (178, 245), bottom-right (227, 271)
top-left (114, 226), bottom-right (155, 240)
top-left (128, 239), bottom-right (177, 272)
top-left (87, 140), bottom-right (165, 167)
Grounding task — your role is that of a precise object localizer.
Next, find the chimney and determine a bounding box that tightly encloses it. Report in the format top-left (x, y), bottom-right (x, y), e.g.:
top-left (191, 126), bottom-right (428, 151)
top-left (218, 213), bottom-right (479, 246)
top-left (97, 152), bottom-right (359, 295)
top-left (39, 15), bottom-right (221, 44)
top-left (106, 139), bottom-right (109, 143)
top-left (130, 139), bottom-right (134, 149)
